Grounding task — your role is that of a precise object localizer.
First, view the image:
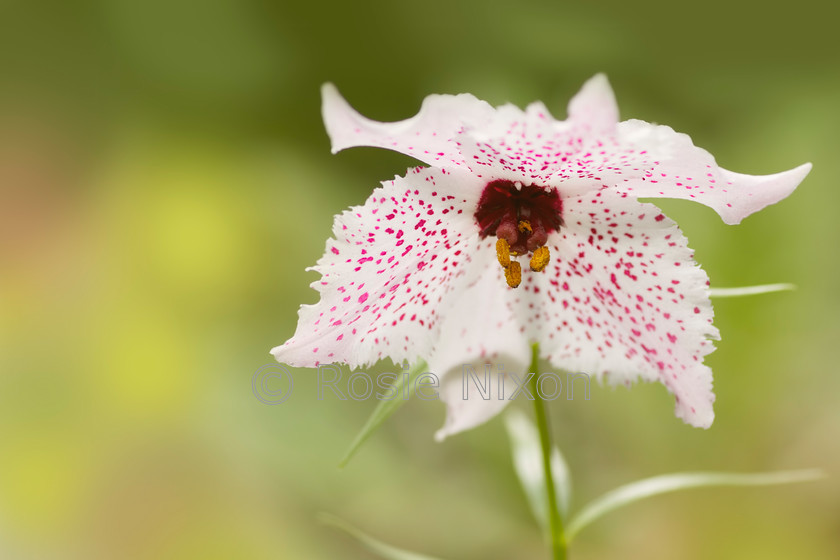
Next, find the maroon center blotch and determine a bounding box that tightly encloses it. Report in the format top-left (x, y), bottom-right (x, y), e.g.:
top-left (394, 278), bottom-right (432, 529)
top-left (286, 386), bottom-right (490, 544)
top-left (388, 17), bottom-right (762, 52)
top-left (474, 180), bottom-right (563, 254)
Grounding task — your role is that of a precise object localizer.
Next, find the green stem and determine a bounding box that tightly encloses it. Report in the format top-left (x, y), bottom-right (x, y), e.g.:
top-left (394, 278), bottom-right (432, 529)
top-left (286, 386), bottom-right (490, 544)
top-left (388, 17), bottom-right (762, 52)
top-left (529, 344), bottom-right (567, 560)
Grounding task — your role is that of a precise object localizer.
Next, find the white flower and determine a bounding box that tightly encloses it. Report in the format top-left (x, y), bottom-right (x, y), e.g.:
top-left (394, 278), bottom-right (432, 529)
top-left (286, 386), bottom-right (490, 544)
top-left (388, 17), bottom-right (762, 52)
top-left (272, 75), bottom-right (810, 440)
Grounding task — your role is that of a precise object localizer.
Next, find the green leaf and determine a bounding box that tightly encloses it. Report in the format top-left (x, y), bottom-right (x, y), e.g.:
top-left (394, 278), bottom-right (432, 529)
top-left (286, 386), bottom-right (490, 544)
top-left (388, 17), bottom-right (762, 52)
top-left (339, 361), bottom-right (427, 467)
top-left (565, 469), bottom-right (824, 541)
top-left (318, 513), bottom-right (447, 560)
top-left (504, 409), bottom-right (572, 532)
top-left (709, 283), bottom-right (795, 298)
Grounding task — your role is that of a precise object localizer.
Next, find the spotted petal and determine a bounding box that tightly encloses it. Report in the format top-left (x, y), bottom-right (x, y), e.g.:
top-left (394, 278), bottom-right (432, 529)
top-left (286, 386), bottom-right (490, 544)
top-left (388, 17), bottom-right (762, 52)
top-left (457, 104), bottom-right (606, 199)
top-left (519, 189), bottom-right (718, 427)
top-left (271, 167), bottom-right (486, 368)
top-left (322, 83), bottom-right (494, 170)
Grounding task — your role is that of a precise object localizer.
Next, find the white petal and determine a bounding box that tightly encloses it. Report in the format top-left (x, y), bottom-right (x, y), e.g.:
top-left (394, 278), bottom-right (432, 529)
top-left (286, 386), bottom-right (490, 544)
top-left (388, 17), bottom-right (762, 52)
top-left (518, 189), bottom-right (718, 428)
top-left (567, 73), bottom-right (619, 133)
top-left (610, 119), bottom-right (810, 224)
top-left (272, 167), bottom-right (486, 368)
top-left (321, 83), bottom-right (494, 170)
top-left (430, 245), bottom-right (532, 440)
top-left (434, 360), bottom-right (520, 442)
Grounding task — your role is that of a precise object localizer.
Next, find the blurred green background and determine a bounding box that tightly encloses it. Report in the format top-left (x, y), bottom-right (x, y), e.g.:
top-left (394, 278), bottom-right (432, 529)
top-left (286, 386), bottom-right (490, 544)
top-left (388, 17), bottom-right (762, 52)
top-left (1, 0), bottom-right (838, 558)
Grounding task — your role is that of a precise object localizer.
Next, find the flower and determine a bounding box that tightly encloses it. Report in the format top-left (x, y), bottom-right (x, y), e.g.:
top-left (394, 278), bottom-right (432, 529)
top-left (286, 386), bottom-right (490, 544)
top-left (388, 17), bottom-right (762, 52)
top-left (271, 75), bottom-right (810, 440)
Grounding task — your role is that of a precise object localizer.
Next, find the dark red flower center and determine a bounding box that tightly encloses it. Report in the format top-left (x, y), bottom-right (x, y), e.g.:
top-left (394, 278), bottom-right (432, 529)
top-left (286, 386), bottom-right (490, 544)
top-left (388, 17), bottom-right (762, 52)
top-left (474, 180), bottom-right (563, 255)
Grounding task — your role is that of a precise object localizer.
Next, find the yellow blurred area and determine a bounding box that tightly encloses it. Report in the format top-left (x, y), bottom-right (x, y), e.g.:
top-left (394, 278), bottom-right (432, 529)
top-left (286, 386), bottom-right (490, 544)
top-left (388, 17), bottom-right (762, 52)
top-left (1, 0), bottom-right (839, 559)
top-left (0, 435), bottom-right (90, 536)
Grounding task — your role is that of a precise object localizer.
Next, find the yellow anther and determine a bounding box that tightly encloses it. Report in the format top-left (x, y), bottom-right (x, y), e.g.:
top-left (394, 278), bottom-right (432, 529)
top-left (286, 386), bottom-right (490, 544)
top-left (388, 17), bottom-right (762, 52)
top-left (518, 220), bottom-right (532, 233)
top-left (530, 246), bottom-right (550, 272)
top-left (505, 260), bottom-right (522, 288)
top-left (495, 238), bottom-right (511, 268)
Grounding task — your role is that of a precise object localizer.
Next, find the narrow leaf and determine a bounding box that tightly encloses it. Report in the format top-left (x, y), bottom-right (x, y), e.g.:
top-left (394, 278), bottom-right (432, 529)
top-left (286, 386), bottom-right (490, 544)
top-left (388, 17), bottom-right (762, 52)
top-left (339, 361), bottom-right (427, 467)
top-left (504, 409), bottom-right (572, 532)
top-left (318, 513), bottom-right (447, 560)
top-left (709, 283), bottom-right (795, 298)
top-left (566, 469), bottom-right (824, 541)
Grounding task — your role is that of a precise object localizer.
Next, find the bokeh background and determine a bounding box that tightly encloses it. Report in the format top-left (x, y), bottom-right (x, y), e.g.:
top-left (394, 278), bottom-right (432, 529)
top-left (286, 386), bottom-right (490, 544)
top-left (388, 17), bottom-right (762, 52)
top-left (2, 0), bottom-right (839, 558)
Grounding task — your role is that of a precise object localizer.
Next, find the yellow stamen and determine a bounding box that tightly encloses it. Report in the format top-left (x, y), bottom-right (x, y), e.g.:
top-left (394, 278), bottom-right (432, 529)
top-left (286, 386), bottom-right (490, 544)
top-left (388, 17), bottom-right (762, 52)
top-left (495, 238), bottom-right (511, 268)
top-left (505, 261), bottom-right (522, 288)
top-left (517, 220), bottom-right (532, 233)
top-left (530, 246), bottom-right (550, 272)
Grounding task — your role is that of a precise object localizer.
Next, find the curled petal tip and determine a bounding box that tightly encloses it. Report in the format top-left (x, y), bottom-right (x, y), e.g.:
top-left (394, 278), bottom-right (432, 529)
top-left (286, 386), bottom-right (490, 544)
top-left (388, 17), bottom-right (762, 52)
top-left (568, 73), bottom-right (619, 129)
top-left (793, 162), bottom-right (813, 185)
top-left (320, 82), bottom-right (355, 154)
top-left (320, 82), bottom-right (338, 98)
top-left (717, 161), bottom-right (812, 225)
top-left (782, 162), bottom-right (813, 186)
top-left (588, 72), bottom-right (610, 86)
top-left (318, 82), bottom-right (490, 167)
